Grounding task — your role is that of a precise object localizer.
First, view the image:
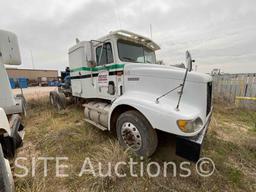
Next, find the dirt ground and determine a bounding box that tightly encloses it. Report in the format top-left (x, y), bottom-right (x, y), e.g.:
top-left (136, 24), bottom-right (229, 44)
top-left (13, 86), bottom-right (57, 100)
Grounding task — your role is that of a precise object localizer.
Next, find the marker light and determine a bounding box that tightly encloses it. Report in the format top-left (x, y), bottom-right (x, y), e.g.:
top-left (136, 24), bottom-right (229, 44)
top-left (177, 118), bottom-right (203, 133)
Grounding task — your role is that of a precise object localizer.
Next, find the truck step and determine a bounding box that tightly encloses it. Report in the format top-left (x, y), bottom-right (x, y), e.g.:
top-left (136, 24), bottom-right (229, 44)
top-left (83, 118), bottom-right (107, 131)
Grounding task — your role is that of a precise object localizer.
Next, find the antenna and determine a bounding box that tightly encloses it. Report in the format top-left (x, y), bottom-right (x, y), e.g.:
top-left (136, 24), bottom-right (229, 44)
top-left (150, 24), bottom-right (152, 39)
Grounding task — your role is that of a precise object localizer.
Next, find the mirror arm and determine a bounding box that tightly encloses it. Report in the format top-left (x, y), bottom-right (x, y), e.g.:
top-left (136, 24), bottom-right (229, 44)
top-left (176, 68), bottom-right (189, 110)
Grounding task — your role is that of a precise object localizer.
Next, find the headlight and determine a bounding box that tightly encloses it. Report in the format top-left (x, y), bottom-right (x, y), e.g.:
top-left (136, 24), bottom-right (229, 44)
top-left (177, 117), bottom-right (203, 133)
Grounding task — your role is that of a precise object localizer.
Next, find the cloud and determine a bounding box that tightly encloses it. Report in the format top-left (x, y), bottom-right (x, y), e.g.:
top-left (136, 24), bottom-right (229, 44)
top-left (0, 0), bottom-right (255, 73)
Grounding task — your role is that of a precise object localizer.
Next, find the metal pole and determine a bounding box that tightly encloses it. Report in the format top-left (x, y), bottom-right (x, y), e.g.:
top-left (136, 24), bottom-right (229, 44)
top-left (30, 49), bottom-right (35, 69)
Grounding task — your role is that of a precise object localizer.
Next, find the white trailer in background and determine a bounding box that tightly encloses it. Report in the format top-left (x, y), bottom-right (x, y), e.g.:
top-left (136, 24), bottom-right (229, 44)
top-left (51, 30), bottom-right (213, 161)
top-left (0, 30), bottom-right (25, 192)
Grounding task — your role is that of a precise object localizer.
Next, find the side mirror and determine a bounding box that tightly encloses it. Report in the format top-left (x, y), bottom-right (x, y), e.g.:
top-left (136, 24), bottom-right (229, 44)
top-left (185, 51), bottom-right (195, 72)
top-left (86, 41), bottom-right (96, 67)
top-left (0, 30), bottom-right (21, 65)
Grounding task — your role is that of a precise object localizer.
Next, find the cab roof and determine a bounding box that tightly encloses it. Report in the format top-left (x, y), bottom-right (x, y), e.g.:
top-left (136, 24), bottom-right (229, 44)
top-left (98, 30), bottom-right (160, 51)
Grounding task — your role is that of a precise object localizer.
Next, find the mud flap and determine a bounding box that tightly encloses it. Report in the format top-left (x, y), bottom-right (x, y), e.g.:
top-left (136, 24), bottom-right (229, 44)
top-left (176, 115), bottom-right (212, 162)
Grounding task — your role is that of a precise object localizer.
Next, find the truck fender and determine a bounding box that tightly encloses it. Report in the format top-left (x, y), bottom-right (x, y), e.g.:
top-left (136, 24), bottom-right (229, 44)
top-left (108, 92), bottom-right (202, 136)
top-left (108, 93), bottom-right (161, 131)
top-left (0, 108), bottom-right (11, 136)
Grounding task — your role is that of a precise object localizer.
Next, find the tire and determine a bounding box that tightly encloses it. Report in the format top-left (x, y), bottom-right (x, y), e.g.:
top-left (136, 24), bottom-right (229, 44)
top-left (50, 91), bottom-right (66, 111)
top-left (116, 110), bottom-right (158, 157)
top-left (55, 92), bottom-right (66, 111)
top-left (0, 144), bottom-right (14, 192)
top-left (49, 91), bottom-right (57, 106)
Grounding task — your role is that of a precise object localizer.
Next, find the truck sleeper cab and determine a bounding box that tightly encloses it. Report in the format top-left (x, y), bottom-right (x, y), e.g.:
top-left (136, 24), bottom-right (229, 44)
top-left (52, 30), bottom-right (213, 161)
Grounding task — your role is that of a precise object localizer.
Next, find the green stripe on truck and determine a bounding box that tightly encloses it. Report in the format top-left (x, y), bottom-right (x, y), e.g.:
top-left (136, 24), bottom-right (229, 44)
top-left (70, 63), bottom-right (125, 72)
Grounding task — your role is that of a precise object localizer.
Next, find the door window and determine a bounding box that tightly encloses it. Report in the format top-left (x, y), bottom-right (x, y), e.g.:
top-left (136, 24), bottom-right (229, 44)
top-left (96, 43), bottom-right (113, 65)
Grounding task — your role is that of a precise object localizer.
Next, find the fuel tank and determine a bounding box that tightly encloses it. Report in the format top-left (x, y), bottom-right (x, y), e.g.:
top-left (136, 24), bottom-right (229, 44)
top-left (84, 101), bottom-right (111, 128)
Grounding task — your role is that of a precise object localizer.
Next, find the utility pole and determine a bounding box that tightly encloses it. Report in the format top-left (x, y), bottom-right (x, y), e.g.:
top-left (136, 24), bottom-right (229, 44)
top-left (30, 49), bottom-right (35, 69)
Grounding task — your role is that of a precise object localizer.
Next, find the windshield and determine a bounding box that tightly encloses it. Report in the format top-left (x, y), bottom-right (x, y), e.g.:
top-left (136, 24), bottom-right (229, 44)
top-left (117, 40), bottom-right (156, 64)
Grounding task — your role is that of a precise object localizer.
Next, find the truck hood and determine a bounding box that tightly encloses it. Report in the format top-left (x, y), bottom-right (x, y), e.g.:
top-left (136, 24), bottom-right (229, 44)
top-left (124, 63), bottom-right (212, 83)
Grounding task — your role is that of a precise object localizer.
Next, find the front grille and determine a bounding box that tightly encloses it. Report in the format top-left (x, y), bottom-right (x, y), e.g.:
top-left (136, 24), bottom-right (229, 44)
top-left (206, 82), bottom-right (212, 116)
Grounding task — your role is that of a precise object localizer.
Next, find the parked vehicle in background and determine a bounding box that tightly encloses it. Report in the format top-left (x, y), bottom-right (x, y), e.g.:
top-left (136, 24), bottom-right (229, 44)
top-left (0, 108), bottom-right (24, 192)
top-left (0, 29), bottom-right (25, 192)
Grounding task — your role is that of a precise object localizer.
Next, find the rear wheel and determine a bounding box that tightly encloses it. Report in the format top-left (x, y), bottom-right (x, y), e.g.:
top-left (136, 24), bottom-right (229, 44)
top-left (116, 110), bottom-right (158, 157)
top-left (0, 144), bottom-right (14, 192)
top-left (55, 92), bottom-right (66, 111)
top-left (49, 91), bottom-right (66, 111)
top-left (49, 91), bottom-right (56, 106)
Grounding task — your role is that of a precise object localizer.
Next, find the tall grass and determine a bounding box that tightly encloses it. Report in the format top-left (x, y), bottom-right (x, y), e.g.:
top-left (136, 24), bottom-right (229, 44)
top-left (15, 97), bottom-right (256, 192)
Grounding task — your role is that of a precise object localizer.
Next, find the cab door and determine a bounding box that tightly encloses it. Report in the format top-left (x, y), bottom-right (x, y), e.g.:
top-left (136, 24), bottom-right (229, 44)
top-left (95, 42), bottom-right (117, 98)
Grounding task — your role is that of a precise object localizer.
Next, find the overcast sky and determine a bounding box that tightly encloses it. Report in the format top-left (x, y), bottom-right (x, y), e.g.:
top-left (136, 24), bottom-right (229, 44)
top-left (0, 0), bottom-right (255, 73)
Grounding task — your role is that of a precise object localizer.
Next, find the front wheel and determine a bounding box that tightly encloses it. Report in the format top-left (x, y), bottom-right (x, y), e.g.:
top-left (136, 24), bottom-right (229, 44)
top-left (116, 110), bottom-right (158, 157)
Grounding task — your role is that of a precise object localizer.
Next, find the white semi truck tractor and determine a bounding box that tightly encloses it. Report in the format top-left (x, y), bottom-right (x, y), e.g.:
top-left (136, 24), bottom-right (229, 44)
top-left (0, 30), bottom-right (25, 192)
top-left (50, 30), bottom-right (213, 161)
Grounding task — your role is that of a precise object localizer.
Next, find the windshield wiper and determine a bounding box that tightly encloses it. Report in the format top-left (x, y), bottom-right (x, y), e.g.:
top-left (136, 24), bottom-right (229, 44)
top-left (122, 57), bottom-right (136, 62)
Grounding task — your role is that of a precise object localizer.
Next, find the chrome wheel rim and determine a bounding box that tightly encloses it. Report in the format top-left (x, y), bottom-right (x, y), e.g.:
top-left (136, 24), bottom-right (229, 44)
top-left (121, 122), bottom-right (142, 151)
